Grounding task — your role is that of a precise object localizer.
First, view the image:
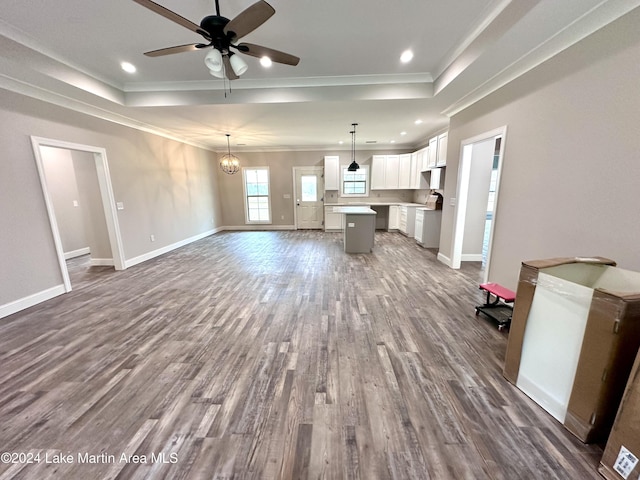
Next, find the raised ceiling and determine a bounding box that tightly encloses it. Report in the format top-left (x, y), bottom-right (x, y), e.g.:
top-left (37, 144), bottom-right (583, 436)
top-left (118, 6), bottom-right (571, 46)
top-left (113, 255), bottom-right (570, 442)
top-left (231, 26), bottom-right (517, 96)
top-left (0, 0), bottom-right (637, 151)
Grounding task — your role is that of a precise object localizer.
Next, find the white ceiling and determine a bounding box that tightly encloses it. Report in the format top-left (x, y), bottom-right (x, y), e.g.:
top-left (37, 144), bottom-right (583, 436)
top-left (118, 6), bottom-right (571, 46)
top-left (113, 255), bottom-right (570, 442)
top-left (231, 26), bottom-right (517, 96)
top-left (0, 0), bottom-right (637, 151)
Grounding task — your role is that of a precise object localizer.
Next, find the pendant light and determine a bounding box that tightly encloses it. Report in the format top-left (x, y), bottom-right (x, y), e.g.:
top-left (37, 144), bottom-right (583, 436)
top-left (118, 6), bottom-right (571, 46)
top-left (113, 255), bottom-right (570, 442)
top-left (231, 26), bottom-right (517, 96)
top-left (347, 123), bottom-right (359, 171)
top-left (219, 134), bottom-right (240, 175)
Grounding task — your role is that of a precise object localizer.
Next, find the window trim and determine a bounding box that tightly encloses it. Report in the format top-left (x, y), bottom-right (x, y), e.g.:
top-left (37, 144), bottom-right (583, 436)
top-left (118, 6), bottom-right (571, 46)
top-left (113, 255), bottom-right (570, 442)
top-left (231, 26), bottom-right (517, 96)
top-left (242, 166), bottom-right (272, 224)
top-left (340, 165), bottom-right (369, 198)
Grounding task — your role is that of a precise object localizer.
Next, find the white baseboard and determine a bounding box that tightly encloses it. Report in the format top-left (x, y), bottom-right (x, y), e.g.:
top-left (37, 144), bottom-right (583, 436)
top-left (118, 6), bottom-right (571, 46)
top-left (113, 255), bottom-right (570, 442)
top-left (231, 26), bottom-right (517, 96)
top-left (124, 228), bottom-right (221, 269)
top-left (222, 225), bottom-right (296, 231)
top-left (437, 252), bottom-right (453, 267)
top-left (0, 284), bottom-right (66, 319)
top-left (89, 258), bottom-right (114, 267)
top-left (64, 247), bottom-right (90, 260)
top-left (461, 254), bottom-right (483, 262)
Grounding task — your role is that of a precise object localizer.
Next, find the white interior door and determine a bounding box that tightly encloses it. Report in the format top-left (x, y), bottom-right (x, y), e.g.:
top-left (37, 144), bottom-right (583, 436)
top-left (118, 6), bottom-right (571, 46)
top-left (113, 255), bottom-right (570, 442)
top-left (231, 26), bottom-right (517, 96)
top-left (294, 167), bottom-right (324, 229)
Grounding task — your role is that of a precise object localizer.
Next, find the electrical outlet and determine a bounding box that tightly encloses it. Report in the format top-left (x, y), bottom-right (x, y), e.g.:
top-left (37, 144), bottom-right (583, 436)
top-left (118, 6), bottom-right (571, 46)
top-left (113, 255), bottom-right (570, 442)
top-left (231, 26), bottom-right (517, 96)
top-left (150, 234), bottom-right (155, 242)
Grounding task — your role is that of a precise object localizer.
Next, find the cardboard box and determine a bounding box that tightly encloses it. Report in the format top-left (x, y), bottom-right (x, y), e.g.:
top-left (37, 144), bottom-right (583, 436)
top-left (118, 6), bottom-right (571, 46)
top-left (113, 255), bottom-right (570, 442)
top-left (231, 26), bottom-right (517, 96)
top-left (503, 257), bottom-right (640, 443)
top-left (599, 350), bottom-right (640, 479)
top-left (425, 194), bottom-right (443, 210)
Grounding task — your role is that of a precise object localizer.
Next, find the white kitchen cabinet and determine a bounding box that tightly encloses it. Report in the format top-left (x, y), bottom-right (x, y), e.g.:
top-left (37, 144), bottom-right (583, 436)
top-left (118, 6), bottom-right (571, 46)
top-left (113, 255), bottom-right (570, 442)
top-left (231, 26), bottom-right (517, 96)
top-left (371, 155), bottom-right (386, 190)
top-left (410, 152), bottom-right (420, 189)
top-left (409, 152), bottom-right (418, 189)
top-left (436, 132), bottom-right (448, 167)
top-left (324, 156), bottom-right (340, 190)
top-left (415, 209), bottom-right (442, 248)
top-left (399, 205), bottom-right (417, 237)
top-left (324, 207), bottom-right (343, 231)
top-left (385, 155), bottom-right (400, 189)
top-left (371, 154), bottom-right (402, 190)
top-left (427, 137), bottom-right (438, 168)
top-left (415, 210), bottom-right (424, 243)
top-left (426, 132), bottom-right (449, 169)
top-left (420, 147), bottom-right (430, 171)
top-left (398, 154), bottom-right (412, 189)
top-left (427, 168), bottom-right (444, 189)
top-left (389, 205), bottom-right (400, 230)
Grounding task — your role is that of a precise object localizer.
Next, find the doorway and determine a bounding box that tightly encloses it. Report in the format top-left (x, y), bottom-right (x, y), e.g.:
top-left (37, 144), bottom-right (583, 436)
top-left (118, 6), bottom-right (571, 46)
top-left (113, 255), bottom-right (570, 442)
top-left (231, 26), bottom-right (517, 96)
top-left (451, 126), bottom-right (507, 282)
top-left (293, 166), bottom-right (324, 229)
top-left (31, 136), bottom-right (125, 292)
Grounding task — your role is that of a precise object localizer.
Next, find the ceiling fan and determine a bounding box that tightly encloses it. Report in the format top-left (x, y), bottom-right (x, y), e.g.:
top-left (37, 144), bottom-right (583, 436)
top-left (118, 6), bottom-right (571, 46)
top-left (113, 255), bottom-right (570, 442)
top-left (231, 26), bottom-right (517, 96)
top-left (132, 0), bottom-right (300, 80)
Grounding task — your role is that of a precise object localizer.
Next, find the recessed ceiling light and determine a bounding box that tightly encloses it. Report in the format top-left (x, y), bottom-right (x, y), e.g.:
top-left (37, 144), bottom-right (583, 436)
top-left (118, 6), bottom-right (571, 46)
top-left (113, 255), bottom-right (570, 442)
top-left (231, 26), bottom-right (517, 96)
top-left (260, 56), bottom-right (272, 67)
top-left (400, 131), bottom-right (407, 136)
top-left (338, 141), bottom-right (344, 144)
top-left (400, 50), bottom-right (414, 63)
top-left (390, 140), bottom-right (396, 144)
top-left (121, 62), bottom-right (136, 73)
top-left (414, 119), bottom-right (423, 125)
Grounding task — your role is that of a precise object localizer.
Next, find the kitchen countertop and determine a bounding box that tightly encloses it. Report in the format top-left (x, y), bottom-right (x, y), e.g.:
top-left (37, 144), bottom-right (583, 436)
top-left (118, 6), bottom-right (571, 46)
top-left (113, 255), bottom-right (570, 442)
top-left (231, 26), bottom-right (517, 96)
top-left (332, 206), bottom-right (377, 215)
top-left (328, 202), bottom-right (426, 207)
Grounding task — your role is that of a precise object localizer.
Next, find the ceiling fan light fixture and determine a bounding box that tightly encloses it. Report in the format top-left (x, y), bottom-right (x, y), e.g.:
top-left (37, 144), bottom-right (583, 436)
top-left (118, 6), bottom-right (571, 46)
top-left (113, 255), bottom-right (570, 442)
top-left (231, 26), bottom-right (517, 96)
top-left (204, 49), bottom-right (223, 73)
top-left (229, 54), bottom-right (248, 76)
top-left (220, 134), bottom-right (241, 175)
top-left (260, 56), bottom-right (272, 67)
top-left (209, 68), bottom-right (225, 78)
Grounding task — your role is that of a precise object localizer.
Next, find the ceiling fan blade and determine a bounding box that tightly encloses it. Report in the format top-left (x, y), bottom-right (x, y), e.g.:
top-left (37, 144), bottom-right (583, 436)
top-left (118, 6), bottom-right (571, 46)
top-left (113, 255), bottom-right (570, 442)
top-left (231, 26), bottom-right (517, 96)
top-left (144, 43), bottom-right (204, 57)
top-left (237, 43), bottom-right (300, 66)
top-left (223, 55), bottom-right (240, 80)
top-left (132, 0), bottom-right (210, 40)
top-left (223, 0), bottom-right (275, 42)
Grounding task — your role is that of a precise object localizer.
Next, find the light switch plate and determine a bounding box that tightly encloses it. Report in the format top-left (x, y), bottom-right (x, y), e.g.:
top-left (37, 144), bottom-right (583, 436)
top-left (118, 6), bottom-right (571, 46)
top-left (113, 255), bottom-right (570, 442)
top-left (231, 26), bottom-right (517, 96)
top-left (116, 202), bottom-right (124, 210)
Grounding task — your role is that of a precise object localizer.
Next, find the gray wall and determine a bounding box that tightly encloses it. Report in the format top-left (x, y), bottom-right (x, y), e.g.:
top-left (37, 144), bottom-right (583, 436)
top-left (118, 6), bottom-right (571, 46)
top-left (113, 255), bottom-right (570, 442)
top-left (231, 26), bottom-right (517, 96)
top-left (41, 146), bottom-right (89, 255)
top-left (0, 89), bottom-right (221, 308)
top-left (72, 149), bottom-right (112, 261)
top-left (440, 8), bottom-right (640, 289)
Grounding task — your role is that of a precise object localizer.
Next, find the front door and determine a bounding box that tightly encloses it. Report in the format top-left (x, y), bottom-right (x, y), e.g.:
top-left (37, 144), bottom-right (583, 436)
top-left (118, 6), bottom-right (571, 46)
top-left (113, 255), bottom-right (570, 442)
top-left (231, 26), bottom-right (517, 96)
top-left (294, 167), bottom-right (324, 229)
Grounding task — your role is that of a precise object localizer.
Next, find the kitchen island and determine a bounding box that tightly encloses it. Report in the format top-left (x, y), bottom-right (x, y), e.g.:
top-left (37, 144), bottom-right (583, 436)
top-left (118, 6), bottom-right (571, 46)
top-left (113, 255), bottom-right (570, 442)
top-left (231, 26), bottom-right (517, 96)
top-left (332, 206), bottom-right (377, 253)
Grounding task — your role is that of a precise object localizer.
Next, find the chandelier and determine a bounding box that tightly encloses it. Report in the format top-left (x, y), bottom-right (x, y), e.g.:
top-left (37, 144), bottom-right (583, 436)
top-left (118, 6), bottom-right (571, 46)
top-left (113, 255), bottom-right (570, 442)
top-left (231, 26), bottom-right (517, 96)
top-left (219, 134), bottom-right (240, 175)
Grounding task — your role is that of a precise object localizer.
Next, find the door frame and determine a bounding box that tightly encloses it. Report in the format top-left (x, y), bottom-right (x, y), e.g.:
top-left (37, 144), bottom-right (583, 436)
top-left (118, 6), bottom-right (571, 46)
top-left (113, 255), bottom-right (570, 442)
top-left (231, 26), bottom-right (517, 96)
top-left (292, 166), bottom-right (324, 229)
top-left (31, 136), bottom-right (126, 292)
top-left (450, 126), bottom-right (507, 282)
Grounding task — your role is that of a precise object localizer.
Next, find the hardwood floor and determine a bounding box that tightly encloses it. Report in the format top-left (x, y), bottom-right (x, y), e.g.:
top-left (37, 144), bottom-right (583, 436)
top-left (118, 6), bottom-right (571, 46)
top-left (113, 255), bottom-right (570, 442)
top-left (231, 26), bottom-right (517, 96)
top-left (0, 231), bottom-right (603, 479)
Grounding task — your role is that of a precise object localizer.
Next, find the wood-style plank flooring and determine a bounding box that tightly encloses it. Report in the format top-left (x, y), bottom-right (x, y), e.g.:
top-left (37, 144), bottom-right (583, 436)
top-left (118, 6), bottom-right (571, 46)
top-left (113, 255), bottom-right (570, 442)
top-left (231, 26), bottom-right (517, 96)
top-left (0, 231), bottom-right (603, 479)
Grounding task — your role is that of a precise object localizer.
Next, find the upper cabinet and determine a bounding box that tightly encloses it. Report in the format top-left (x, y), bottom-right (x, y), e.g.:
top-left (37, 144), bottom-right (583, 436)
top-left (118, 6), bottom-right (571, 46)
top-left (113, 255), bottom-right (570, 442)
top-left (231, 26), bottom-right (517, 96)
top-left (371, 155), bottom-right (400, 190)
top-left (368, 132), bottom-right (448, 191)
top-left (324, 156), bottom-right (340, 190)
top-left (436, 132), bottom-right (448, 167)
top-left (427, 132), bottom-right (448, 169)
top-left (427, 137), bottom-right (438, 168)
top-left (398, 154), bottom-right (412, 189)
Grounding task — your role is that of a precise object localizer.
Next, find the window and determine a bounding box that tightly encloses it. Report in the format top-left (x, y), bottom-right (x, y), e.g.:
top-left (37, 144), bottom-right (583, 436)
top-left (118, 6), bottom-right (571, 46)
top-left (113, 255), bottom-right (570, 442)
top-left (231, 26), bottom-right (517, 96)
top-left (300, 175), bottom-right (317, 201)
top-left (243, 167), bottom-right (271, 223)
top-left (341, 166), bottom-right (369, 197)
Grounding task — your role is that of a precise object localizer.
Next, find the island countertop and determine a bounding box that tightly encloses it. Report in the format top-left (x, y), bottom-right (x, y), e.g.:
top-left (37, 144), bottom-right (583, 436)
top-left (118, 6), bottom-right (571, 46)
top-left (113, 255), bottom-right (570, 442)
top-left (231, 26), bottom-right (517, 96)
top-left (332, 206), bottom-right (377, 215)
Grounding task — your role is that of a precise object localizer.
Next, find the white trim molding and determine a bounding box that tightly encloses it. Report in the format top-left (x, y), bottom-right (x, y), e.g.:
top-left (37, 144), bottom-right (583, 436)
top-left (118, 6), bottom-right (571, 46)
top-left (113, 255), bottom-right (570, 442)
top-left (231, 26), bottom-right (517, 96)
top-left (89, 258), bottom-right (114, 267)
top-left (64, 247), bottom-right (90, 260)
top-left (0, 285), bottom-right (66, 319)
top-left (221, 225), bottom-right (296, 232)
top-left (124, 229), bottom-right (221, 269)
top-left (437, 252), bottom-right (453, 268)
